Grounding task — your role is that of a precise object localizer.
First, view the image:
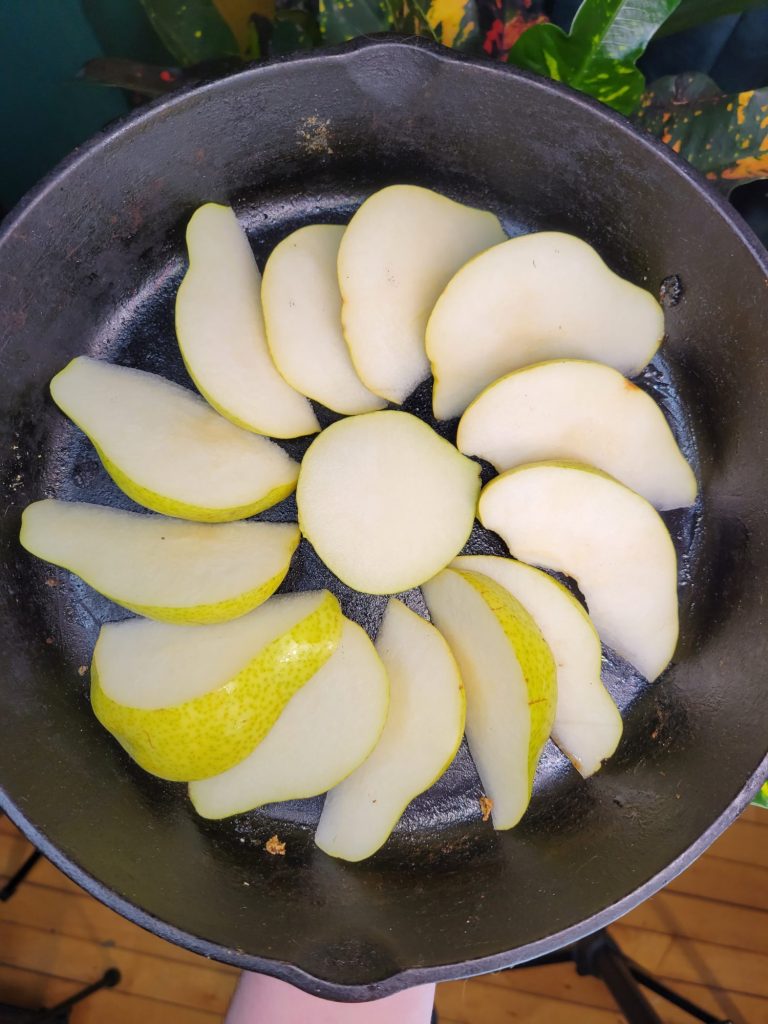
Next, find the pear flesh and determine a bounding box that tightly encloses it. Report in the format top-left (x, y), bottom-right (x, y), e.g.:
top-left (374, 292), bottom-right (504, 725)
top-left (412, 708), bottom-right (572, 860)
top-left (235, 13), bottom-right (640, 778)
top-left (422, 569), bottom-right (556, 830)
top-left (315, 599), bottom-right (465, 861)
top-left (20, 499), bottom-right (299, 624)
top-left (91, 590), bottom-right (342, 781)
top-left (189, 618), bottom-right (389, 819)
top-left (338, 185), bottom-right (506, 404)
top-left (262, 224), bottom-right (385, 416)
top-left (427, 232), bottom-right (665, 419)
top-left (453, 555), bottom-right (622, 777)
top-left (50, 357), bottom-right (298, 522)
top-left (479, 463), bottom-right (678, 681)
top-left (458, 360), bottom-right (696, 511)
top-left (176, 203), bottom-right (319, 438)
top-left (297, 410), bottom-right (481, 593)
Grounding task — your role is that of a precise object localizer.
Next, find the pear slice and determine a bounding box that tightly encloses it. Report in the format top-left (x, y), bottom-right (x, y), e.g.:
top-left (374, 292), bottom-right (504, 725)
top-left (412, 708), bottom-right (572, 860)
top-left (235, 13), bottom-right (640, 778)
top-left (338, 185), bottom-right (505, 404)
top-left (262, 224), bottom-right (385, 416)
top-left (176, 203), bottom-right (319, 438)
top-left (91, 590), bottom-right (342, 781)
top-left (458, 360), bottom-right (696, 510)
top-left (427, 232), bottom-right (664, 419)
top-left (50, 357), bottom-right (298, 522)
top-left (478, 463), bottom-right (678, 681)
top-left (315, 600), bottom-right (465, 861)
top-left (189, 618), bottom-right (389, 819)
top-left (422, 570), bottom-right (556, 830)
top-left (296, 411), bottom-right (481, 593)
top-left (452, 555), bottom-right (622, 777)
top-left (20, 500), bottom-right (299, 625)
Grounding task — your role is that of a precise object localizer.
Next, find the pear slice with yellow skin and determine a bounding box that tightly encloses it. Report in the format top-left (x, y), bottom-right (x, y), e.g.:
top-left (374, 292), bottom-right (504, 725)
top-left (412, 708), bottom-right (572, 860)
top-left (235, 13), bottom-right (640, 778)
top-left (457, 360), bottom-right (696, 510)
top-left (50, 357), bottom-right (298, 522)
top-left (453, 555), bottom-right (622, 777)
top-left (478, 462), bottom-right (678, 681)
top-left (262, 224), bottom-right (385, 416)
top-left (189, 618), bottom-right (389, 819)
top-left (20, 500), bottom-right (299, 625)
top-left (91, 590), bottom-right (342, 781)
top-left (422, 569), bottom-right (556, 829)
top-left (315, 599), bottom-right (465, 862)
top-left (338, 185), bottom-right (505, 404)
top-left (176, 203), bottom-right (319, 438)
top-left (427, 232), bottom-right (664, 419)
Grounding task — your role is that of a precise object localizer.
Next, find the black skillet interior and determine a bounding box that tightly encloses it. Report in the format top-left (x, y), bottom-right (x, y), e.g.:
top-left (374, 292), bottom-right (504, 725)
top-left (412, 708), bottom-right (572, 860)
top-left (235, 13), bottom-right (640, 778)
top-left (1, 38), bottom-right (767, 1001)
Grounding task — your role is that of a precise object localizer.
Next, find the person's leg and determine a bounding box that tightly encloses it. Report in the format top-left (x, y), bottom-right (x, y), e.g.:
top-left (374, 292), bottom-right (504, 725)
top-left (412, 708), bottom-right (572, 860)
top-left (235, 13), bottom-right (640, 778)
top-left (225, 973), bottom-right (436, 1023)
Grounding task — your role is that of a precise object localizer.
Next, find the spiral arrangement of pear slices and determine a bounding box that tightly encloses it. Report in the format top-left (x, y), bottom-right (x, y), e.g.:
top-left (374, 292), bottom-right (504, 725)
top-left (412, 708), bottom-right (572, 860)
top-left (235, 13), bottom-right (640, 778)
top-left (21, 185), bottom-right (696, 861)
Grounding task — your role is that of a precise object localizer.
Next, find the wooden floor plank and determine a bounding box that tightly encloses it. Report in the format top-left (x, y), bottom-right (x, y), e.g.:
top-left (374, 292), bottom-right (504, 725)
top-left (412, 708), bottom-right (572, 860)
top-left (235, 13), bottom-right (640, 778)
top-left (623, 888), bottom-right (768, 955)
top-left (666, 851), bottom-right (768, 912)
top-left (0, 918), bottom-right (237, 1014)
top-left (0, 962), bottom-right (222, 1024)
top-left (0, 872), bottom-right (236, 974)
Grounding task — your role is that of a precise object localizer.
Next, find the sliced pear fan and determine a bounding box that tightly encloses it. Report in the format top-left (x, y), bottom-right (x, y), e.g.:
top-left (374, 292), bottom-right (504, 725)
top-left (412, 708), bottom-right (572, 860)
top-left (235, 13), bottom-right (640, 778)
top-left (20, 500), bottom-right (299, 624)
top-left (316, 600), bottom-right (465, 861)
top-left (262, 224), bottom-right (385, 415)
top-left (428, 232), bottom-right (665, 419)
top-left (339, 185), bottom-right (506, 404)
top-left (176, 203), bottom-right (319, 438)
top-left (423, 569), bottom-right (556, 830)
top-left (51, 357), bottom-right (298, 522)
top-left (297, 410), bottom-right (481, 593)
top-left (91, 590), bottom-right (342, 781)
top-left (479, 463), bottom-right (678, 681)
top-left (190, 618), bottom-right (389, 819)
top-left (458, 360), bottom-right (696, 510)
top-left (453, 555), bottom-right (622, 777)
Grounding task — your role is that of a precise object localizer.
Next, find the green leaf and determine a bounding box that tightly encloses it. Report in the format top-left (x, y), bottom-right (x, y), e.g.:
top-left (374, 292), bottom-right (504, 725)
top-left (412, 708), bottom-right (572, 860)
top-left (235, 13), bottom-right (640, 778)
top-left (656, 0), bottom-right (768, 39)
top-left (139, 0), bottom-right (240, 66)
top-left (318, 0), bottom-right (392, 43)
top-left (636, 72), bottom-right (768, 191)
top-left (80, 57), bottom-right (182, 96)
top-left (753, 781), bottom-right (768, 808)
top-left (508, 0), bottom-right (682, 116)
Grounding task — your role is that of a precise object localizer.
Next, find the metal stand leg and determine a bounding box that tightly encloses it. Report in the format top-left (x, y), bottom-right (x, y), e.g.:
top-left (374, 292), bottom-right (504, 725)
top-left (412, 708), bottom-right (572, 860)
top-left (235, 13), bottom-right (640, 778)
top-left (23, 969), bottom-right (121, 1023)
top-left (0, 850), bottom-right (41, 902)
top-left (511, 929), bottom-right (732, 1024)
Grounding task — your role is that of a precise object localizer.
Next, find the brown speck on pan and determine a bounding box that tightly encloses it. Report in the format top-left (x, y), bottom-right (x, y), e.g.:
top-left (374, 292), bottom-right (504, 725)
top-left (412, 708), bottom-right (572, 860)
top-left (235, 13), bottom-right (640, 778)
top-left (78, 665), bottom-right (88, 677)
top-left (265, 835), bottom-right (286, 856)
top-left (479, 796), bottom-right (493, 823)
top-left (45, 578), bottom-right (58, 587)
top-left (45, 637), bottom-right (54, 645)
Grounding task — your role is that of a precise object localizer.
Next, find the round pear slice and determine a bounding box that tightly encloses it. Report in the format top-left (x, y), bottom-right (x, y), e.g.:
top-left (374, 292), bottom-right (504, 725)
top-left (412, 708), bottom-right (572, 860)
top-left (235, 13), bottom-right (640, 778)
top-left (315, 600), bottom-right (465, 862)
top-left (20, 500), bottom-right (300, 625)
top-left (458, 360), bottom-right (696, 510)
top-left (91, 590), bottom-right (342, 781)
top-left (176, 203), bottom-right (319, 438)
top-left (296, 411), bottom-right (481, 593)
top-left (338, 185), bottom-right (505, 404)
top-left (427, 232), bottom-right (665, 419)
top-left (479, 463), bottom-right (678, 681)
top-left (453, 555), bottom-right (622, 777)
top-left (189, 618), bottom-right (389, 819)
top-left (262, 225), bottom-right (385, 416)
top-left (422, 570), bottom-right (556, 830)
top-left (50, 357), bottom-right (298, 522)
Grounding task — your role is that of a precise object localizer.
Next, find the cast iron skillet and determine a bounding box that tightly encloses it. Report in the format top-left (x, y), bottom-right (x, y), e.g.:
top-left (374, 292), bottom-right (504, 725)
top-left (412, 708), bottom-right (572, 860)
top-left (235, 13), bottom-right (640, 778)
top-left (1, 36), bottom-right (767, 1002)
